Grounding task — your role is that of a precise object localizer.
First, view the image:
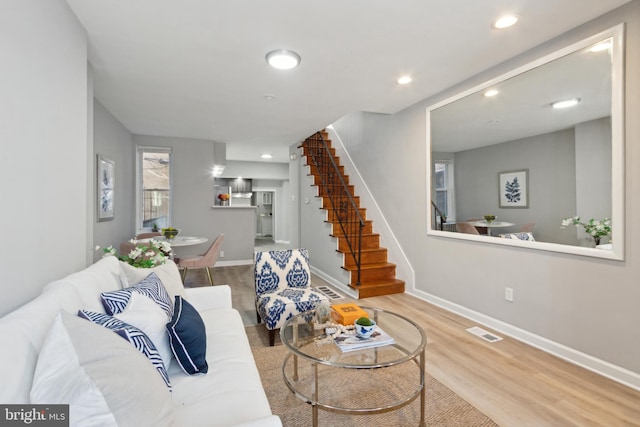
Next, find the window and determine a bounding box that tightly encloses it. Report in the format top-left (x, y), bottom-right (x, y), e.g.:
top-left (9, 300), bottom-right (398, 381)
top-left (137, 146), bottom-right (172, 231)
top-left (434, 160), bottom-right (455, 222)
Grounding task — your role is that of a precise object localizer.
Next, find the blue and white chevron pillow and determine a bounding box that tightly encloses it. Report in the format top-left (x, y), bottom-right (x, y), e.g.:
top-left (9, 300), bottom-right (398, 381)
top-left (78, 310), bottom-right (171, 390)
top-left (101, 272), bottom-right (172, 317)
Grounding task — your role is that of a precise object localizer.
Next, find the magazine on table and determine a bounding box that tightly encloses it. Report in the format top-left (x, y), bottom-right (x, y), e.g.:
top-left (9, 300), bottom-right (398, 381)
top-left (332, 326), bottom-right (395, 352)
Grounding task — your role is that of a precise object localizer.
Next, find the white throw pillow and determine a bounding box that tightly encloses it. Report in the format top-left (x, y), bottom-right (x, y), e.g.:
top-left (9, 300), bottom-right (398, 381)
top-left (119, 260), bottom-right (187, 300)
top-left (115, 292), bottom-right (173, 369)
top-left (31, 311), bottom-right (174, 427)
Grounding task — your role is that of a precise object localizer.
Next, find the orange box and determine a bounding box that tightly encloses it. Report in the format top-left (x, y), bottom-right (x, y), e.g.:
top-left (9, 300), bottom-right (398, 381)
top-left (331, 303), bottom-right (368, 325)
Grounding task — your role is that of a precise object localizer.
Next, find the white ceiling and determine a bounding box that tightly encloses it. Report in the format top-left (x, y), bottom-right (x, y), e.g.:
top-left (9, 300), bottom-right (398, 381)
top-left (66, 0), bottom-right (630, 163)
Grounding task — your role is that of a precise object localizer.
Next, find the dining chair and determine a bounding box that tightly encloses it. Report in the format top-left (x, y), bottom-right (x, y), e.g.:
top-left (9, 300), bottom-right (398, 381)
top-left (177, 234), bottom-right (224, 286)
top-left (456, 222), bottom-right (480, 235)
top-left (135, 231), bottom-right (163, 239)
top-left (254, 248), bottom-right (330, 346)
top-left (466, 218), bottom-right (488, 235)
top-left (520, 222), bottom-right (535, 233)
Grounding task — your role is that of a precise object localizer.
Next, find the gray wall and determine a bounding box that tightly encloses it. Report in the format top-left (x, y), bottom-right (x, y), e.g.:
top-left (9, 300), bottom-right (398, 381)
top-left (0, 0), bottom-right (89, 316)
top-left (93, 100), bottom-right (136, 259)
top-left (329, 2), bottom-right (640, 383)
top-left (455, 128), bottom-right (577, 244)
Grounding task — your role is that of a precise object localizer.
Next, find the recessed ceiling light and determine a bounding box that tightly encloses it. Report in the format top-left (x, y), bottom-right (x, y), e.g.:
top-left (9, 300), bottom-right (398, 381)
top-left (263, 94), bottom-right (276, 101)
top-left (261, 154), bottom-right (273, 159)
top-left (493, 15), bottom-right (518, 29)
top-left (484, 89), bottom-right (499, 97)
top-left (397, 75), bottom-right (412, 85)
top-left (551, 98), bottom-right (581, 109)
top-left (265, 49), bottom-right (301, 70)
top-left (589, 41), bottom-right (611, 52)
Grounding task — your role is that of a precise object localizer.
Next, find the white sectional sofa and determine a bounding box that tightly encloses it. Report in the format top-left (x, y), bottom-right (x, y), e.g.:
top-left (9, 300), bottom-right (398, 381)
top-left (0, 256), bottom-right (282, 427)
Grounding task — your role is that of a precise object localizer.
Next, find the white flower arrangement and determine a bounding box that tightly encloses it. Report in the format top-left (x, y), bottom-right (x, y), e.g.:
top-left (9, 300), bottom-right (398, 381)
top-left (97, 239), bottom-right (172, 268)
top-left (561, 216), bottom-right (611, 245)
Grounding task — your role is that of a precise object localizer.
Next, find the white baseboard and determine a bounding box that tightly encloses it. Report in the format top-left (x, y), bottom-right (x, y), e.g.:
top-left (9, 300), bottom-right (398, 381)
top-left (408, 288), bottom-right (640, 391)
top-left (216, 259), bottom-right (253, 267)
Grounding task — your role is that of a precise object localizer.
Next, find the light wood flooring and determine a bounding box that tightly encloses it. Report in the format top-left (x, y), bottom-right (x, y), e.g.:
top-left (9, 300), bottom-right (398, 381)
top-left (186, 265), bottom-right (640, 426)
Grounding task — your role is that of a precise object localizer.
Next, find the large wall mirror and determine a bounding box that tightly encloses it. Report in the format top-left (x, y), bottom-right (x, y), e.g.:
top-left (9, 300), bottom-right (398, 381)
top-left (426, 24), bottom-right (624, 261)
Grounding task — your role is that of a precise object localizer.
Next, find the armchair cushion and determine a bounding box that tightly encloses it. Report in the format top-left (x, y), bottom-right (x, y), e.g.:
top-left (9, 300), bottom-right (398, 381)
top-left (257, 288), bottom-right (328, 330)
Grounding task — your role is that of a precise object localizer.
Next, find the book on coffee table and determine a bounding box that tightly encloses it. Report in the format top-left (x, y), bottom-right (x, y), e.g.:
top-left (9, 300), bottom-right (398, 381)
top-left (332, 326), bottom-right (395, 352)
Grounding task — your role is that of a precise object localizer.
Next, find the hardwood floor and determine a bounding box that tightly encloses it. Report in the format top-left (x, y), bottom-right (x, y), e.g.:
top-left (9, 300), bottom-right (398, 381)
top-left (186, 265), bottom-right (640, 426)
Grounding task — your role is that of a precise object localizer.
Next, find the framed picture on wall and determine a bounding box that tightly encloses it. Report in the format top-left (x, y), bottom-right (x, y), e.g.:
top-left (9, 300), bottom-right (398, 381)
top-left (498, 169), bottom-right (529, 208)
top-left (97, 155), bottom-right (115, 221)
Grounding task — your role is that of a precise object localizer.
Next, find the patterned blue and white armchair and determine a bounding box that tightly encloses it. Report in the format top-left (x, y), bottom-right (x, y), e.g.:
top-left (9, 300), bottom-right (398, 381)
top-left (254, 248), bottom-right (330, 346)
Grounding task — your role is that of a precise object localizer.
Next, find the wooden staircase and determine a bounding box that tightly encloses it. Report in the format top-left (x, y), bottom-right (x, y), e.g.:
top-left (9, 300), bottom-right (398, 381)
top-left (301, 131), bottom-right (405, 299)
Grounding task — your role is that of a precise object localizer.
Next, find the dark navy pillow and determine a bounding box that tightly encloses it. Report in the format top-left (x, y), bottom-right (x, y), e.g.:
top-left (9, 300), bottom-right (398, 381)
top-left (166, 296), bottom-right (208, 375)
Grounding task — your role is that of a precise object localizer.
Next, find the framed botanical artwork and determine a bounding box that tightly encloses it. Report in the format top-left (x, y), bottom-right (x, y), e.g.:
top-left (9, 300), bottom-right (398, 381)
top-left (97, 155), bottom-right (115, 221)
top-left (498, 169), bottom-right (529, 208)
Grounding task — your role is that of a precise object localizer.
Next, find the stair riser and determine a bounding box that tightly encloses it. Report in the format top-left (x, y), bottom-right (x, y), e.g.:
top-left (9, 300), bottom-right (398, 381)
top-left (332, 221), bottom-right (373, 236)
top-left (317, 186), bottom-right (355, 198)
top-left (313, 174), bottom-right (349, 186)
top-left (338, 235), bottom-right (378, 251)
top-left (350, 266), bottom-right (396, 285)
top-left (302, 146), bottom-right (336, 158)
top-left (356, 282), bottom-right (406, 298)
top-left (322, 196), bottom-right (360, 209)
top-left (328, 208), bottom-right (367, 223)
top-left (343, 249), bottom-right (387, 267)
top-left (307, 163), bottom-right (345, 177)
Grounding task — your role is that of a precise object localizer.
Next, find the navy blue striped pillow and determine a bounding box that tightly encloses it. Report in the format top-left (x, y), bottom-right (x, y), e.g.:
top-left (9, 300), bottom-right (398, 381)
top-left (101, 272), bottom-right (172, 317)
top-left (166, 296), bottom-right (208, 375)
top-left (78, 310), bottom-right (172, 390)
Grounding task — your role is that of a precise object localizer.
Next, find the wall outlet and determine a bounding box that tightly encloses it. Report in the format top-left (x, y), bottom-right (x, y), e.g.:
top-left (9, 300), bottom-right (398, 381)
top-left (220, 250), bottom-right (224, 258)
top-left (505, 287), bottom-right (514, 302)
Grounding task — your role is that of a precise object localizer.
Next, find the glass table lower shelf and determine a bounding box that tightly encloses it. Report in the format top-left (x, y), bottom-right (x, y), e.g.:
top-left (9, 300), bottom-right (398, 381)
top-left (280, 306), bottom-right (427, 427)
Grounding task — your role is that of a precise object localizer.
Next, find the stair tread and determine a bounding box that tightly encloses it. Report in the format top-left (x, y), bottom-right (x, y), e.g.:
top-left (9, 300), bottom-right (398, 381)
top-left (342, 262), bottom-right (396, 272)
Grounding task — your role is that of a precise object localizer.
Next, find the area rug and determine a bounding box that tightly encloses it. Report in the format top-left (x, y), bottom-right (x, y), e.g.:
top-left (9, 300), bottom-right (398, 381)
top-left (246, 325), bottom-right (498, 427)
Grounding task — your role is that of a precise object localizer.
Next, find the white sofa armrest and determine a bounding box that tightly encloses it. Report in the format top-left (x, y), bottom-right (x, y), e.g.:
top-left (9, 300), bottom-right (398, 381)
top-left (184, 285), bottom-right (232, 311)
top-left (232, 415), bottom-right (283, 427)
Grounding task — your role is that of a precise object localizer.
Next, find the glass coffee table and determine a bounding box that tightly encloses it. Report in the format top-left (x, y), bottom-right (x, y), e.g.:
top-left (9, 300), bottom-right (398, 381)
top-left (280, 306), bottom-right (427, 426)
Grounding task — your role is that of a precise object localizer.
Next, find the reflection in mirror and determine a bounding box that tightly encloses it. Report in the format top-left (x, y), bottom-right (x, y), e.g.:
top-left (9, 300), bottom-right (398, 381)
top-left (426, 24), bottom-right (624, 260)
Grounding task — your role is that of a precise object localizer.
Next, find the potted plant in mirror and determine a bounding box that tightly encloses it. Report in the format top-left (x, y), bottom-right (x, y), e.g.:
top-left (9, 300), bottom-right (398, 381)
top-left (561, 216), bottom-right (611, 246)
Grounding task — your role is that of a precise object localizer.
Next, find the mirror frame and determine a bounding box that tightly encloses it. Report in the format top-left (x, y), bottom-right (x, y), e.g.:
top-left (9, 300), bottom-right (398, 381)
top-left (426, 24), bottom-right (625, 261)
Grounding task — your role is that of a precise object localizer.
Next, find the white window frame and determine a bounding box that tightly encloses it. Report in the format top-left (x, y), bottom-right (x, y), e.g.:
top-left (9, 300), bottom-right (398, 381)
top-left (433, 160), bottom-right (455, 222)
top-left (136, 146), bottom-right (173, 232)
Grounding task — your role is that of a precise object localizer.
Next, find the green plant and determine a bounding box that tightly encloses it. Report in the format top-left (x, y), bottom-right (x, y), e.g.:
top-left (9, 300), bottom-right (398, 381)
top-left (355, 317), bottom-right (373, 326)
top-left (561, 216), bottom-right (611, 245)
top-left (97, 239), bottom-right (172, 268)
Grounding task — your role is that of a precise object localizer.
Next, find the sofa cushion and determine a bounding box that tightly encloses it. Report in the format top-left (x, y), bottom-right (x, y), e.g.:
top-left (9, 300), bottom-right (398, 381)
top-left (101, 272), bottom-right (172, 317)
top-left (114, 292), bottom-right (173, 369)
top-left (78, 310), bottom-right (171, 389)
top-left (119, 260), bottom-right (187, 300)
top-left (167, 296), bottom-right (208, 375)
top-left (31, 312), bottom-right (174, 427)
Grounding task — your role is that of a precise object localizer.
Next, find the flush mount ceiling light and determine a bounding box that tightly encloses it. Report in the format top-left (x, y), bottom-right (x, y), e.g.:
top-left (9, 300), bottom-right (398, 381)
top-left (551, 98), bottom-right (581, 109)
top-left (265, 49), bottom-right (301, 70)
top-left (397, 75), bottom-right (412, 85)
top-left (260, 154), bottom-right (273, 159)
top-left (484, 89), bottom-right (499, 97)
top-left (493, 15), bottom-right (518, 29)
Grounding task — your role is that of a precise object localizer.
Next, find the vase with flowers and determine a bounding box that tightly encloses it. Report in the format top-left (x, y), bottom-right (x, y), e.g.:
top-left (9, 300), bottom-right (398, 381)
top-left (218, 193), bottom-right (230, 206)
top-left (97, 239), bottom-right (172, 268)
top-left (561, 216), bottom-right (611, 246)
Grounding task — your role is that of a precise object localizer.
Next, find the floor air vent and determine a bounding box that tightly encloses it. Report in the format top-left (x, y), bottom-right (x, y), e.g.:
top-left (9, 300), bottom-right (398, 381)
top-left (314, 286), bottom-right (345, 300)
top-left (466, 326), bottom-right (503, 343)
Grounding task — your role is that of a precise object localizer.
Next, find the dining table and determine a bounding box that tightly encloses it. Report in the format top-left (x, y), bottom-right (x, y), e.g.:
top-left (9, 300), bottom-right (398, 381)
top-left (467, 220), bottom-right (515, 236)
top-left (160, 236), bottom-right (208, 247)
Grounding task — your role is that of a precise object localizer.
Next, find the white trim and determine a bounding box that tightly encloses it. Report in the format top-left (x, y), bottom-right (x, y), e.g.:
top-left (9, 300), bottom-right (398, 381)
top-left (408, 287), bottom-right (640, 392)
top-left (325, 126), bottom-right (416, 293)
